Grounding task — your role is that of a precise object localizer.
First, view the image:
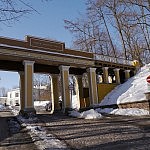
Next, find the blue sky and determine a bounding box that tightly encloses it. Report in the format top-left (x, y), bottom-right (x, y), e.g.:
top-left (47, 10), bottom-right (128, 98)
top-left (0, 0), bottom-right (86, 89)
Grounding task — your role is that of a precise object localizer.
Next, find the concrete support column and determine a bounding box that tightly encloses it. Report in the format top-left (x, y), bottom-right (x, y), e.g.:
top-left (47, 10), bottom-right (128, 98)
top-left (87, 68), bottom-right (98, 106)
top-left (59, 65), bottom-right (70, 112)
top-left (51, 74), bottom-right (61, 111)
top-left (114, 68), bottom-right (120, 84)
top-left (102, 67), bottom-right (109, 83)
top-left (76, 75), bottom-right (84, 108)
top-left (19, 71), bottom-right (25, 111)
top-left (23, 60), bottom-right (35, 114)
top-left (125, 70), bottom-right (130, 81)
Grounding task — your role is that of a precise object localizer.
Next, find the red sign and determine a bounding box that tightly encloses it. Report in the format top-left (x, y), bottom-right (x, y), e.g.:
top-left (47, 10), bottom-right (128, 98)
top-left (146, 75), bottom-right (150, 83)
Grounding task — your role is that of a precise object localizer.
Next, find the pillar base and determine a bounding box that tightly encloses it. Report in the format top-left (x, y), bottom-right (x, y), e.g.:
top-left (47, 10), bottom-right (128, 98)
top-left (19, 108), bottom-right (36, 118)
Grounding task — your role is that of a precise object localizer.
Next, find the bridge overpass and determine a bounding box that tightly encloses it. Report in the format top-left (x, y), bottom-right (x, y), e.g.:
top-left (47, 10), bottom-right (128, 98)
top-left (0, 35), bottom-right (136, 114)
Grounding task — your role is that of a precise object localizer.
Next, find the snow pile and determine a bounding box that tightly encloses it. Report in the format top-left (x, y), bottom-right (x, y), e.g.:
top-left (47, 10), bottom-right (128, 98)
top-left (100, 64), bottom-right (150, 106)
top-left (17, 115), bottom-right (69, 150)
top-left (69, 109), bottom-right (102, 119)
top-left (11, 109), bottom-right (19, 116)
top-left (70, 108), bottom-right (149, 119)
top-left (71, 95), bottom-right (80, 110)
top-left (96, 108), bottom-right (149, 116)
top-left (110, 108), bottom-right (149, 116)
top-left (0, 104), bottom-right (5, 111)
top-left (34, 101), bottom-right (50, 106)
top-left (81, 109), bottom-right (102, 119)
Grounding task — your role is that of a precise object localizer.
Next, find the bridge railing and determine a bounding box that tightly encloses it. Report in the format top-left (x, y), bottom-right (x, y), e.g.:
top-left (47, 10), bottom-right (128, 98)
top-left (94, 54), bottom-right (133, 66)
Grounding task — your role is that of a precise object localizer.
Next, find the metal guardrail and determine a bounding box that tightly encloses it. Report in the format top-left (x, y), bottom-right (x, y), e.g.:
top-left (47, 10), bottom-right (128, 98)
top-left (94, 54), bottom-right (133, 66)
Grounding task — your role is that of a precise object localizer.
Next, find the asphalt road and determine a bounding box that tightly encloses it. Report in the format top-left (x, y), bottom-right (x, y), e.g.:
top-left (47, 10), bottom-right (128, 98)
top-left (0, 109), bottom-right (150, 150)
top-left (0, 110), bottom-right (37, 150)
top-left (37, 112), bottom-right (150, 150)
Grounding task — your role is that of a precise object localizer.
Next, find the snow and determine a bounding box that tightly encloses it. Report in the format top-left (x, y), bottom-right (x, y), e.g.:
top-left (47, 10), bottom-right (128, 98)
top-left (69, 107), bottom-right (149, 119)
top-left (110, 108), bottom-right (149, 116)
top-left (80, 109), bottom-right (102, 119)
top-left (96, 108), bottom-right (149, 116)
top-left (17, 115), bottom-right (68, 150)
top-left (34, 101), bottom-right (50, 107)
top-left (69, 109), bottom-right (102, 119)
top-left (100, 64), bottom-right (150, 106)
top-left (71, 95), bottom-right (80, 110)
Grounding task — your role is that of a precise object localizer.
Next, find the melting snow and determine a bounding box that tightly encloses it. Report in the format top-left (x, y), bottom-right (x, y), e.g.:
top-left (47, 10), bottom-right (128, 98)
top-left (69, 109), bottom-right (102, 119)
top-left (17, 115), bottom-right (69, 150)
top-left (96, 108), bottom-right (149, 116)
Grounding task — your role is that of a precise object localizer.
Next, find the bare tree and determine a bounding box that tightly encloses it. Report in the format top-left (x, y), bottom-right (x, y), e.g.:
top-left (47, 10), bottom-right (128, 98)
top-left (0, 0), bottom-right (49, 26)
top-left (64, 0), bottom-right (150, 65)
top-left (0, 87), bottom-right (8, 97)
top-left (33, 73), bottom-right (51, 101)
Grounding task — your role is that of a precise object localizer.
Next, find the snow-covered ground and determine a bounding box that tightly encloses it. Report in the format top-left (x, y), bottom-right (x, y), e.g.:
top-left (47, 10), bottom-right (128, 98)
top-left (5, 107), bottom-right (69, 150)
top-left (69, 108), bottom-right (149, 119)
top-left (96, 108), bottom-right (149, 116)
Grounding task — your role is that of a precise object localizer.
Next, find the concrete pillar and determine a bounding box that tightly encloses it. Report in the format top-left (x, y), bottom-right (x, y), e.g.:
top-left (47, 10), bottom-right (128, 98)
top-left (59, 65), bottom-right (70, 112)
top-left (76, 75), bottom-right (84, 108)
top-left (102, 67), bottom-right (109, 83)
top-left (113, 68), bottom-right (120, 84)
top-left (51, 74), bottom-right (61, 111)
top-left (125, 70), bottom-right (130, 81)
top-left (19, 71), bottom-right (25, 111)
top-left (87, 68), bottom-right (98, 106)
top-left (23, 60), bottom-right (35, 114)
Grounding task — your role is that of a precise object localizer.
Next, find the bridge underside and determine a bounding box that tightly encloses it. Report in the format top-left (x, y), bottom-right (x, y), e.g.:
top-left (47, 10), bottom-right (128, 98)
top-left (0, 60), bottom-right (86, 75)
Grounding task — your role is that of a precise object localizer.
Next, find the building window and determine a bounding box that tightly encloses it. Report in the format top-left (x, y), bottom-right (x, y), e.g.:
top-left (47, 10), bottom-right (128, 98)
top-left (10, 93), bottom-right (12, 98)
top-left (15, 93), bottom-right (19, 97)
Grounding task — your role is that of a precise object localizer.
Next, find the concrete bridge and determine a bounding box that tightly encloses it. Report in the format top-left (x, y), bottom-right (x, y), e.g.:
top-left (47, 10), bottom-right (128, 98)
top-left (0, 35), bottom-right (136, 114)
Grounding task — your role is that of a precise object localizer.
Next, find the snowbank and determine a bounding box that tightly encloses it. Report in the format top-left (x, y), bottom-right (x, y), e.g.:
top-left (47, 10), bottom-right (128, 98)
top-left (69, 108), bottom-right (149, 119)
top-left (69, 109), bottom-right (102, 119)
top-left (100, 64), bottom-right (150, 106)
top-left (34, 101), bottom-right (50, 106)
top-left (96, 108), bottom-right (149, 116)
